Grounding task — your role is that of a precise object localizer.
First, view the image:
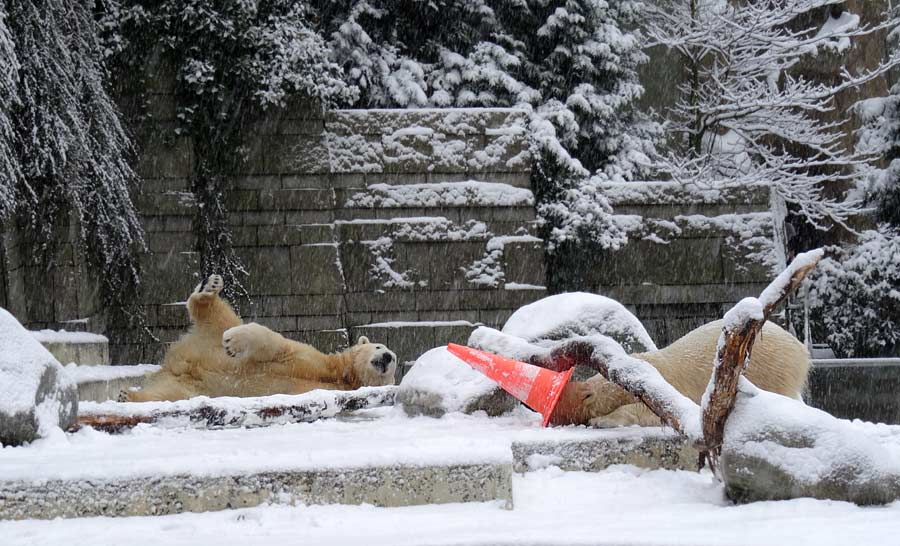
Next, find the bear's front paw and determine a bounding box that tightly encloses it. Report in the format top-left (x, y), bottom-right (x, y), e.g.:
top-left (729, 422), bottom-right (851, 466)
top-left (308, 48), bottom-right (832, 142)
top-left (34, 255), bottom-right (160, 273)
top-left (194, 274), bottom-right (224, 296)
top-left (117, 389), bottom-right (131, 402)
top-left (222, 325), bottom-right (253, 360)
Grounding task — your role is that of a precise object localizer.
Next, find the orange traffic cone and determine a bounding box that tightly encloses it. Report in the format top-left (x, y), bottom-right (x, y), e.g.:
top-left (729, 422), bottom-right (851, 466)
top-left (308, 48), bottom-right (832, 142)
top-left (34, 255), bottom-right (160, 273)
top-left (447, 343), bottom-right (574, 427)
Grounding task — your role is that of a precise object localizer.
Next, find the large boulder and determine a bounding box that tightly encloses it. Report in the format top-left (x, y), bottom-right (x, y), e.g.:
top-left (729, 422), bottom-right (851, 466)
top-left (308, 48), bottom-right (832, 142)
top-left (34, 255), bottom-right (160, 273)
top-left (0, 308), bottom-right (78, 446)
top-left (720, 380), bottom-right (900, 505)
top-left (476, 292), bottom-right (656, 382)
top-left (396, 346), bottom-right (517, 417)
top-left (501, 292), bottom-right (656, 354)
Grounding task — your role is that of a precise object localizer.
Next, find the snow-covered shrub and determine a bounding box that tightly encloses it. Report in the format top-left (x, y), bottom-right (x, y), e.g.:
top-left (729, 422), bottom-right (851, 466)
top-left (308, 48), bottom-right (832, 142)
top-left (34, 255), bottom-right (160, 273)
top-left (803, 227), bottom-right (900, 358)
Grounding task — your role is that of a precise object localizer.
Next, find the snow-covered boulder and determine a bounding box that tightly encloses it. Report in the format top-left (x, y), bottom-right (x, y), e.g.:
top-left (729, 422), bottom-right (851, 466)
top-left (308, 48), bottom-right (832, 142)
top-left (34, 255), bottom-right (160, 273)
top-left (0, 308), bottom-right (78, 446)
top-left (501, 292), bottom-right (656, 354)
top-left (721, 380), bottom-right (900, 505)
top-left (396, 346), bottom-right (516, 417)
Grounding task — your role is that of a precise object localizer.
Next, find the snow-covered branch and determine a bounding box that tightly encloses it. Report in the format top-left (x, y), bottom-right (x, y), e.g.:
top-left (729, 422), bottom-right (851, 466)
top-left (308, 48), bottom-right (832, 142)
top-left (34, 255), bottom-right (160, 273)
top-left (648, 1), bottom-right (899, 229)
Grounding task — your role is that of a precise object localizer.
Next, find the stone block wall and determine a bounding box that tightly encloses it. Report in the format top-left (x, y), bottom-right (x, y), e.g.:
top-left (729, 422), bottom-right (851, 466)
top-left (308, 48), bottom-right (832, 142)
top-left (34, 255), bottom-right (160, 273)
top-left (0, 218), bottom-right (101, 333)
top-left (552, 183), bottom-right (778, 346)
top-left (111, 99), bottom-right (546, 365)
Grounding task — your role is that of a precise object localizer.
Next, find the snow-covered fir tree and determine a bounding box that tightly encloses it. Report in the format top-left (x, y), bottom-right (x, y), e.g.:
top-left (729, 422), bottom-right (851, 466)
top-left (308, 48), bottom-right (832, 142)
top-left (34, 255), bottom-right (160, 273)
top-left (646, 0), bottom-right (896, 232)
top-left (1, 0), bottom-right (144, 312)
top-left (801, 19), bottom-right (900, 358)
top-left (319, 0), bottom-right (657, 249)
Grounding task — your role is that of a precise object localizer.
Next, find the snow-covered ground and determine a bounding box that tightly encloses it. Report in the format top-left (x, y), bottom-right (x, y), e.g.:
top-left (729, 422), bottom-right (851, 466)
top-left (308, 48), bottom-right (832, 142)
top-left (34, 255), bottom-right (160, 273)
top-left (3, 407), bottom-right (900, 545)
top-left (4, 462), bottom-right (899, 546)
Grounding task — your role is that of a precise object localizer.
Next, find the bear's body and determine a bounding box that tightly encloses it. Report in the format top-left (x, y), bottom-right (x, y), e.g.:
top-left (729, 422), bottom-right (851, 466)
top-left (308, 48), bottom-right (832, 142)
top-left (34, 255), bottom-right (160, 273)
top-left (552, 319), bottom-right (809, 427)
top-left (125, 276), bottom-right (397, 402)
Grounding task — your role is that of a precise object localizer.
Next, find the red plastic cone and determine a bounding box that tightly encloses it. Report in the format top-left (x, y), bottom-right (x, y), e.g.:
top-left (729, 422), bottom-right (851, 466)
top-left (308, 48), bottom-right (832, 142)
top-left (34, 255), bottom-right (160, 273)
top-left (447, 343), bottom-right (574, 427)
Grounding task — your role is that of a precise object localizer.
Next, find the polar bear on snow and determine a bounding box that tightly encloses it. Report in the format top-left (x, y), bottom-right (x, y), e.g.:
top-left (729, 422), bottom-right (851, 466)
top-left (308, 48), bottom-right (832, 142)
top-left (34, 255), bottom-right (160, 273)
top-left (124, 275), bottom-right (397, 402)
top-left (550, 319), bottom-right (810, 427)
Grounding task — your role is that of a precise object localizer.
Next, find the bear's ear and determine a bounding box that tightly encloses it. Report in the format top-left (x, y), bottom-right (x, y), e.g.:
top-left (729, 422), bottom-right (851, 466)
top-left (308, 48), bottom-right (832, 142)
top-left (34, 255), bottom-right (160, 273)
top-left (356, 335), bottom-right (370, 345)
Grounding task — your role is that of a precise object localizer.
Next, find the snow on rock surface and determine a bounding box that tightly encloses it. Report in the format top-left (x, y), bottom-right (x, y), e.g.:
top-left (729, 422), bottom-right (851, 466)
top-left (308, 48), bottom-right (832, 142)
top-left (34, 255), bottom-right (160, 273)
top-left (721, 379), bottom-right (900, 505)
top-left (4, 457), bottom-right (900, 546)
top-left (345, 181), bottom-right (534, 208)
top-left (30, 330), bottom-right (108, 344)
top-left (501, 292), bottom-right (656, 353)
top-left (0, 308), bottom-right (78, 446)
top-left (396, 346), bottom-right (516, 417)
top-left (64, 363), bottom-right (160, 383)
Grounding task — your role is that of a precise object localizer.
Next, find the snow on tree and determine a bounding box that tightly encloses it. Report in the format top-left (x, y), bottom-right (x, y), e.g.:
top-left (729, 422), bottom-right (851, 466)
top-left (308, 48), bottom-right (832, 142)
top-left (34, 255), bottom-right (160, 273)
top-left (802, 227), bottom-right (900, 357)
top-left (318, 0), bottom-right (657, 249)
top-left (2, 0), bottom-right (145, 312)
top-left (646, 0), bottom-right (897, 231)
top-left (797, 9), bottom-right (900, 358)
top-left (0, 5), bottom-right (19, 215)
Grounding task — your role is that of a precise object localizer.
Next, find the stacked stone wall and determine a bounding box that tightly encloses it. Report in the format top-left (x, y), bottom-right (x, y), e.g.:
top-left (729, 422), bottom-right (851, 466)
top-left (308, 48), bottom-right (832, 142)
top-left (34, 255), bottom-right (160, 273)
top-left (552, 183), bottom-right (777, 345)
top-left (111, 90), bottom-right (546, 365)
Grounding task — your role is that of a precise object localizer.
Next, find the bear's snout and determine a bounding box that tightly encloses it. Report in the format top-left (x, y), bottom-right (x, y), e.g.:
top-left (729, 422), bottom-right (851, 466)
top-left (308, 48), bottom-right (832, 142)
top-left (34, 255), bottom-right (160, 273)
top-left (372, 351), bottom-right (396, 373)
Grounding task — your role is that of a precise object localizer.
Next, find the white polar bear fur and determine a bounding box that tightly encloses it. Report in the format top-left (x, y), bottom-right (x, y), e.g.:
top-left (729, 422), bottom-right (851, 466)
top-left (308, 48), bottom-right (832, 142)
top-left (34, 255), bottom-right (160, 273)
top-left (126, 276), bottom-right (397, 402)
top-left (552, 319), bottom-right (810, 427)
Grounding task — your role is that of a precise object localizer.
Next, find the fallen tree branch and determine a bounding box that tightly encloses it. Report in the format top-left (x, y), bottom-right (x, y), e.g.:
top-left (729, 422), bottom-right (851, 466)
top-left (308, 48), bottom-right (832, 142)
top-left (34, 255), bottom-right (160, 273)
top-left (530, 337), bottom-right (703, 440)
top-left (73, 386), bottom-right (397, 434)
top-left (699, 248), bottom-right (824, 469)
top-left (512, 249), bottom-right (822, 458)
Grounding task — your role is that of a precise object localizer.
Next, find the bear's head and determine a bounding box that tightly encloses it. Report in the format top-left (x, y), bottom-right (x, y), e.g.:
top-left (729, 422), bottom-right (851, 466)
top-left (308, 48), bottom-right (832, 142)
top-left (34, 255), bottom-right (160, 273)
top-left (349, 336), bottom-right (398, 386)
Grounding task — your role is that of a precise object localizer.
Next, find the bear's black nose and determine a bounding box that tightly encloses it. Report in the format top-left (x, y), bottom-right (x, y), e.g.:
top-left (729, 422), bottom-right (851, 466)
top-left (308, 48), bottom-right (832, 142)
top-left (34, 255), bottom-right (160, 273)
top-left (373, 353), bottom-right (395, 373)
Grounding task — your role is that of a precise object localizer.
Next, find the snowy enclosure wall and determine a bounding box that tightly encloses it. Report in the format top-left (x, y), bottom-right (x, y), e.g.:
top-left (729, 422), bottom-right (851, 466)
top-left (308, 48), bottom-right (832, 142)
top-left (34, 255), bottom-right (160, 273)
top-left (128, 100), bottom-right (544, 364)
top-left (551, 182), bottom-right (776, 345)
top-left (1, 59), bottom-right (544, 365)
top-left (0, 63), bottom-right (779, 363)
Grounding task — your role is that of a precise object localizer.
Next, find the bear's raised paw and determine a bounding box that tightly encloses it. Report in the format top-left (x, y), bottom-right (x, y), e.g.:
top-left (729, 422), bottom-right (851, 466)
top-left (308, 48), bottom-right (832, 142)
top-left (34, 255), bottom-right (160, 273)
top-left (194, 274), bottom-right (224, 296)
top-left (117, 389), bottom-right (130, 402)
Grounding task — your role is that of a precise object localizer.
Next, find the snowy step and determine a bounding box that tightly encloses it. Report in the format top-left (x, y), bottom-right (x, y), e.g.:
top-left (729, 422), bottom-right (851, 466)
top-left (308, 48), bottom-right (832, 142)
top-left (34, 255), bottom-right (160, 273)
top-left (0, 410), bottom-right (693, 521)
top-left (31, 330), bottom-right (110, 366)
top-left (511, 429), bottom-right (697, 473)
top-left (0, 462), bottom-right (511, 520)
top-left (64, 363), bottom-right (159, 402)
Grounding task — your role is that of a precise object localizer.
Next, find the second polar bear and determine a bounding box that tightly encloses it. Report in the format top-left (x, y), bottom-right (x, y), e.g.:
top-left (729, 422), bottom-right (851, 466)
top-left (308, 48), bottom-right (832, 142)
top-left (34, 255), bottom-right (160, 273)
top-left (550, 319), bottom-right (810, 427)
top-left (125, 275), bottom-right (397, 402)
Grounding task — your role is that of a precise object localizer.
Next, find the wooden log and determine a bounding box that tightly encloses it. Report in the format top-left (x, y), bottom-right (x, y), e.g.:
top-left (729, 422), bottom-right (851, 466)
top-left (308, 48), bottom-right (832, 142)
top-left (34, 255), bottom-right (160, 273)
top-left (700, 249), bottom-right (824, 469)
top-left (72, 386), bottom-right (398, 434)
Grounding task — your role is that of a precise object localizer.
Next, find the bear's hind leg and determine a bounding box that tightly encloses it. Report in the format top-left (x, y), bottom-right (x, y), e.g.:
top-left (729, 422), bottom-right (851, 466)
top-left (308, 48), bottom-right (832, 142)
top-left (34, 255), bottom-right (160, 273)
top-left (121, 373), bottom-right (197, 402)
top-left (187, 274), bottom-right (242, 340)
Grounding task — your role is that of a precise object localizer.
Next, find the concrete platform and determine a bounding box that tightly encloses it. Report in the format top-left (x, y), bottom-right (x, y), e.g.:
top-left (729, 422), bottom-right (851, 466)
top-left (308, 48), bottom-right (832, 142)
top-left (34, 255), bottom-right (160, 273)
top-left (64, 364), bottom-right (159, 402)
top-left (0, 409), bottom-right (691, 521)
top-left (0, 463), bottom-right (512, 520)
top-left (31, 330), bottom-right (109, 366)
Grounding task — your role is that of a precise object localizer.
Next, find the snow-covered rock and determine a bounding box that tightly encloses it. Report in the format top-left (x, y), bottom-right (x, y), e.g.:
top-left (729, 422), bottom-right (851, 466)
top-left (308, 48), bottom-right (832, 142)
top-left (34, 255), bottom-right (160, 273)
top-left (396, 346), bottom-right (516, 417)
top-left (501, 292), bottom-right (656, 354)
top-left (0, 308), bottom-right (78, 446)
top-left (721, 379), bottom-right (900, 505)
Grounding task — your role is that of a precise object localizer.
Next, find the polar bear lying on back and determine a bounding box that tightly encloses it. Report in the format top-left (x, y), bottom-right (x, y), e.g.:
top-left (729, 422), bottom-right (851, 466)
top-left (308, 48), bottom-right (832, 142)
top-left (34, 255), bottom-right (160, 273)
top-left (550, 320), bottom-right (810, 427)
top-left (124, 275), bottom-right (397, 402)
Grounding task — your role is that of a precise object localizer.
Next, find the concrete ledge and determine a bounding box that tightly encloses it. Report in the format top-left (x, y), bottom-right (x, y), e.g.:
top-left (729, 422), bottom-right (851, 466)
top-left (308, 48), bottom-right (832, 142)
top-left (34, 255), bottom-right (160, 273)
top-left (77, 375), bottom-right (153, 402)
top-left (511, 429), bottom-right (698, 473)
top-left (32, 330), bottom-right (110, 366)
top-left (0, 462), bottom-right (512, 520)
top-left (65, 364), bottom-right (159, 402)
